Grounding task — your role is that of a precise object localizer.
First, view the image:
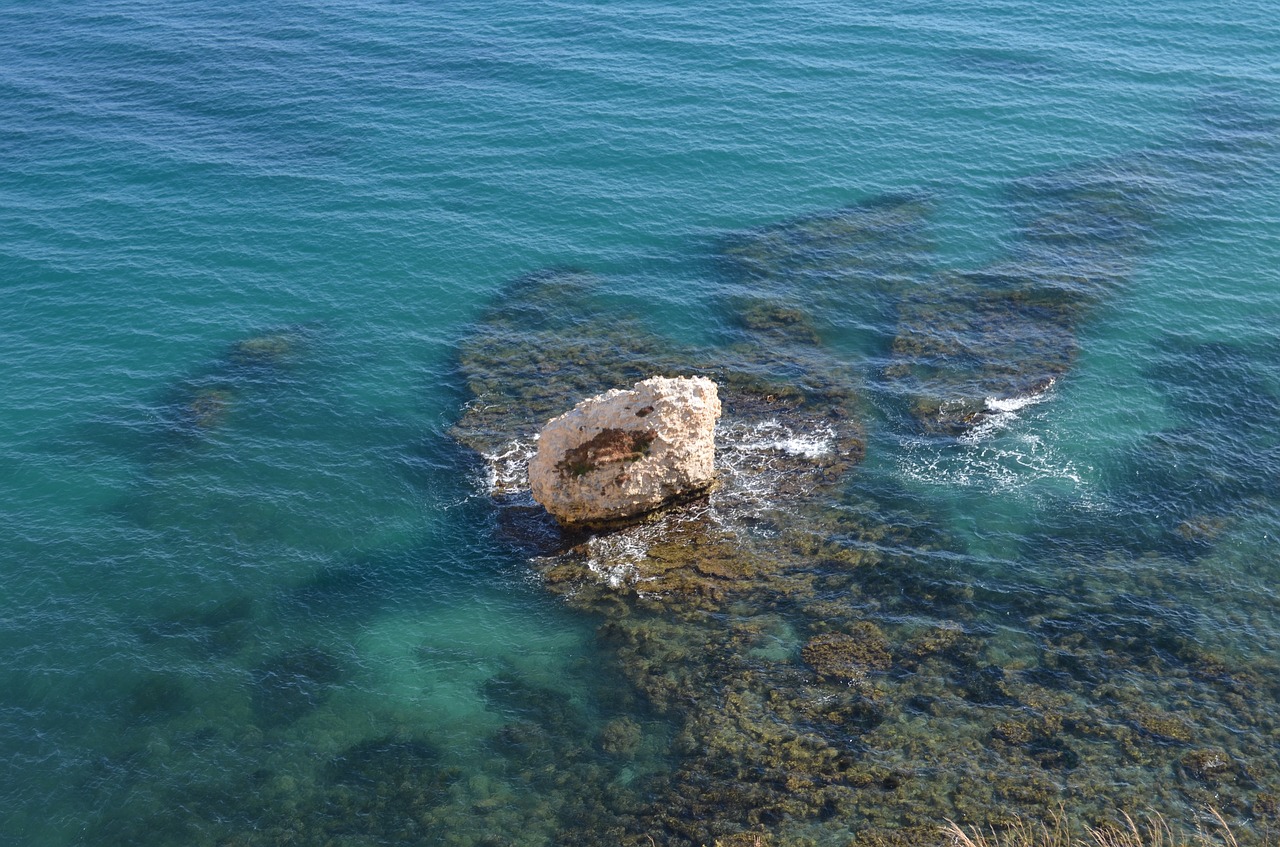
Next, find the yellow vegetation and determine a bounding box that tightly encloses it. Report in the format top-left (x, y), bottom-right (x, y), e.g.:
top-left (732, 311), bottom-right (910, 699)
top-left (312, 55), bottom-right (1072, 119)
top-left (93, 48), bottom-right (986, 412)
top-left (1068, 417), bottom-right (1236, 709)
top-left (946, 809), bottom-right (1244, 847)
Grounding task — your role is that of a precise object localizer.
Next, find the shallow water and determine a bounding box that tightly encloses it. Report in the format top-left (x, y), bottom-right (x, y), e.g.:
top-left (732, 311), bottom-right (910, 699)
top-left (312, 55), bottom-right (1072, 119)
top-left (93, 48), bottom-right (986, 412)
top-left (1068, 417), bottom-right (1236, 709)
top-left (2, 0), bottom-right (1279, 844)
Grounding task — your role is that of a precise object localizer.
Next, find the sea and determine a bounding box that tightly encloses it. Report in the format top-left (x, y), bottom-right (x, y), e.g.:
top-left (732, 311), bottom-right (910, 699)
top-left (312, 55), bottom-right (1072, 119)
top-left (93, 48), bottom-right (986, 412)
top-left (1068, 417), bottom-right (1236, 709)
top-left (2, 0), bottom-right (1278, 845)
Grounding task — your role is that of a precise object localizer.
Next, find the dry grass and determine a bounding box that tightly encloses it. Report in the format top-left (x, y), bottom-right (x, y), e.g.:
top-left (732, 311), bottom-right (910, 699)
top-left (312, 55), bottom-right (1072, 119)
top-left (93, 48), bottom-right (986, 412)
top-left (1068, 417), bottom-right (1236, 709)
top-left (945, 809), bottom-right (1242, 847)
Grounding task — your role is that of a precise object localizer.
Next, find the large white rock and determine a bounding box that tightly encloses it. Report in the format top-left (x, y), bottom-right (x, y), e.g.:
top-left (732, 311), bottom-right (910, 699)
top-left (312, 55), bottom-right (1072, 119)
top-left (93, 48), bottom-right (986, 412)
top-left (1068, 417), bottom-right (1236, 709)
top-left (529, 376), bottom-right (721, 525)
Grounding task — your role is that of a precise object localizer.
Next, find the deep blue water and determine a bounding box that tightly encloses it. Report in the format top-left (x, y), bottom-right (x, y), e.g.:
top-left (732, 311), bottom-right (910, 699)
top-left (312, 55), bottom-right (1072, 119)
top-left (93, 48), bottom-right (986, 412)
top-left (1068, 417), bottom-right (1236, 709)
top-left (2, 0), bottom-right (1278, 844)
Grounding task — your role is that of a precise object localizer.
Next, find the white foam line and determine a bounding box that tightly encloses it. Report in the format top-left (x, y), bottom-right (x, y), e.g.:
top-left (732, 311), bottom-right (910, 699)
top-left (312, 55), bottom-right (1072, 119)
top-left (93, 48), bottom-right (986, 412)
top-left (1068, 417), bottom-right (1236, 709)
top-left (478, 436), bottom-right (538, 495)
top-left (896, 428), bottom-right (1097, 508)
top-left (962, 379), bottom-right (1057, 444)
top-left (722, 419), bottom-right (836, 459)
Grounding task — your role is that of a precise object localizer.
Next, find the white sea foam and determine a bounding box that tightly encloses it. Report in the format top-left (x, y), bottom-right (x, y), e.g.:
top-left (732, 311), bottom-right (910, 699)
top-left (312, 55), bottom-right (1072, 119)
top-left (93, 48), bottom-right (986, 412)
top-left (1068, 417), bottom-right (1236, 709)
top-left (897, 426), bottom-right (1097, 510)
top-left (581, 531), bottom-right (651, 589)
top-left (725, 419), bottom-right (836, 459)
top-left (479, 436), bottom-right (538, 495)
top-left (960, 378), bottom-right (1057, 444)
top-left (711, 418), bottom-right (837, 520)
top-left (960, 410), bottom-right (1020, 443)
top-left (895, 380), bottom-right (1092, 500)
top-left (985, 386), bottom-right (1051, 414)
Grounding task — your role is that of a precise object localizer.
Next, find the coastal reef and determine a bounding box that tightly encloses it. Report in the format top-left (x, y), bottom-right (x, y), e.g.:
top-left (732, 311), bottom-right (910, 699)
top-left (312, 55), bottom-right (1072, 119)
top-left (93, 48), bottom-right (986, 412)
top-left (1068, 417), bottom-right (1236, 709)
top-left (452, 267), bottom-right (868, 505)
top-left (893, 166), bottom-right (1158, 435)
top-left (90, 99), bottom-right (1280, 847)
top-left (442, 179), bottom-right (1280, 844)
top-left (538, 514), bottom-right (1280, 847)
top-left (712, 170), bottom-right (1162, 436)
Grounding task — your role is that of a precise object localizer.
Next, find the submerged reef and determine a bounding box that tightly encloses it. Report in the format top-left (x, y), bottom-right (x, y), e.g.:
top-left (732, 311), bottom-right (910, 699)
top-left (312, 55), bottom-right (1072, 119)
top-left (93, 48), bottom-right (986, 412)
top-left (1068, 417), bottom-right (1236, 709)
top-left (250, 646), bottom-right (349, 728)
top-left (537, 508), bottom-right (1280, 847)
top-left (453, 269), bottom-right (690, 465)
top-left (452, 266), bottom-right (868, 506)
top-left (717, 194), bottom-right (936, 318)
top-left (879, 167), bottom-right (1157, 432)
top-left (894, 163), bottom-right (1160, 434)
top-left (720, 93), bottom-right (1276, 443)
top-left (1122, 337), bottom-right (1280, 554)
top-left (155, 325), bottom-right (315, 446)
top-left (442, 146), bottom-right (1280, 841)
top-left (712, 172), bottom-right (1162, 436)
top-left (81, 99), bottom-right (1280, 847)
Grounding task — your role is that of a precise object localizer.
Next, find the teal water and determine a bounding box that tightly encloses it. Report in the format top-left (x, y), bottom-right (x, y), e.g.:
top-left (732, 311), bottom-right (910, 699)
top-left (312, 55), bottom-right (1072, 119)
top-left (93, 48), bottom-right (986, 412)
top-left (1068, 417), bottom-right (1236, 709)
top-left (2, 0), bottom-right (1279, 844)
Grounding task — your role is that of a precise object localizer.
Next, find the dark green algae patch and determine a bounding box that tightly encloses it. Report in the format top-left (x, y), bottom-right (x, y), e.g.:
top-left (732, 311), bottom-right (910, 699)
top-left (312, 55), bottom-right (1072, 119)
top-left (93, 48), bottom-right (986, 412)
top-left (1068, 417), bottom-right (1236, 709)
top-left (445, 222), bottom-right (1280, 845)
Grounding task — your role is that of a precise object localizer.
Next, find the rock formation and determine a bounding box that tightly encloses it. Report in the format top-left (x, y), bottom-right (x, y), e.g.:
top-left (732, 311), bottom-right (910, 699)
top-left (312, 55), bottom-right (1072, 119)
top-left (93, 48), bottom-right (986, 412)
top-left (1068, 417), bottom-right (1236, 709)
top-left (529, 376), bottom-right (720, 525)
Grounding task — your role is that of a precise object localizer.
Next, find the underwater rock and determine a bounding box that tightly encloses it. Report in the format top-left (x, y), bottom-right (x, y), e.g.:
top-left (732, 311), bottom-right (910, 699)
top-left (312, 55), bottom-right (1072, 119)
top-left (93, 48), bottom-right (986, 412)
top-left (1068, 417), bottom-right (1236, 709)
top-left (881, 163), bottom-right (1162, 435)
top-left (139, 595), bottom-right (255, 657)
top-left (315, 734), bottom-right (459, 842)
top-left (182, 388), bottom-right (233, 430)
top-left (713, 834), bottom-right (772, 847)
top-left (732, 299), bottom-right (823, 346)
top-left (718, 194), bottom-right (934, 309)
top-left (529, 376), bottom-right (721, 526)
top-left (1135, 707), bottom-right (1194, 743)
top-left (885, 270), bottom-right (1079, 436)
top-left (228, 331), bottom-right (298, 370)
top-left (598, 716), bottom-right (643, 757)
top-left (452, 269), bottom-right (697, 468)
top-left (1181, 748), bottom-right (1234, 783)
top-left (250, 646), bottom-right (347, 727)
top-left (325, 734), bottom-right (447, 791)
top-left (802, 623), bottom-right (893, 682)
top-left (127, 673), bottom-right (195, 722)
top-left (1104, 336), bottom-right (1280, 556)
top-left (446, 261), bottom-right (1280, 843)
top-left (149, 324), bottom-right (316, 450)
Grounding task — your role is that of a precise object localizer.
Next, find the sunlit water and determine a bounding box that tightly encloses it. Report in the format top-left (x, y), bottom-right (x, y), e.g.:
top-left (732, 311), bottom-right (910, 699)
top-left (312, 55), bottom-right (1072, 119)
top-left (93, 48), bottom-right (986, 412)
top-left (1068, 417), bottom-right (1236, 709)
top-left (2, 0), bottom-right (1278, 844)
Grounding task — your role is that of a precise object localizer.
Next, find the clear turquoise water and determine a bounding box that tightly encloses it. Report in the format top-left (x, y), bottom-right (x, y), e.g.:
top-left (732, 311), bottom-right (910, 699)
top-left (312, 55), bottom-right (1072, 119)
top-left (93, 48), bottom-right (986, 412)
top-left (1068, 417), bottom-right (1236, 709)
top-left (2, 0), bottom-right (1278, 844)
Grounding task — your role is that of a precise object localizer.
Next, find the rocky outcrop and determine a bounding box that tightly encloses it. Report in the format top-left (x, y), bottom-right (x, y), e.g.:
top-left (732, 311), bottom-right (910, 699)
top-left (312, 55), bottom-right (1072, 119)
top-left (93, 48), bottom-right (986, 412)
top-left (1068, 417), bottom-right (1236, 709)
top-left (529, 376), bottom-right (720, 525)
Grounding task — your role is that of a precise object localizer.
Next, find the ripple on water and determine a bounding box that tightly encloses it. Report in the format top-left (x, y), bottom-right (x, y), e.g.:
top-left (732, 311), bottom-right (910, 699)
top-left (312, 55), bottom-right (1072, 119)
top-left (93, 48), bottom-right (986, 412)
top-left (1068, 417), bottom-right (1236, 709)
top-left (4, 0), bottom-right (1280, 842)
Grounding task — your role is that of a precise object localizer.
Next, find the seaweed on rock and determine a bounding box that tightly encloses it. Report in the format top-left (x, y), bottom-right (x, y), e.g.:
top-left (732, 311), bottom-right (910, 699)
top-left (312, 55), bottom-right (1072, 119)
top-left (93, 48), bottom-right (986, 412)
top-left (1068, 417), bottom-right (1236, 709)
top-left (573, 539), bottom-right (1280, 845)
top-left (315, 734), bottom-right (461, 844)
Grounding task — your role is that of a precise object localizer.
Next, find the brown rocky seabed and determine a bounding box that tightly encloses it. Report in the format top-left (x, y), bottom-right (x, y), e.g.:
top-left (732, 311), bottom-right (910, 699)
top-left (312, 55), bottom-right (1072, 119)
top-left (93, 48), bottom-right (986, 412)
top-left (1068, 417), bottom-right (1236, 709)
top-left (446, 195), bottom-right (1280, 845)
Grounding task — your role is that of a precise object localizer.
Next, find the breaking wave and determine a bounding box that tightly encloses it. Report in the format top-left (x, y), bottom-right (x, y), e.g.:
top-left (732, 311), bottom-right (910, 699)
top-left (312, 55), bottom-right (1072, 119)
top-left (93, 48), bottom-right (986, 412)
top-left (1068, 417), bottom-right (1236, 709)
top-left (478, 437), bottom-right (538, 495)
top-left (721, 419), bottom-right (836, 460)
top-left (962, 378), bottom-right (1057, 443)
